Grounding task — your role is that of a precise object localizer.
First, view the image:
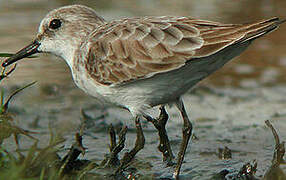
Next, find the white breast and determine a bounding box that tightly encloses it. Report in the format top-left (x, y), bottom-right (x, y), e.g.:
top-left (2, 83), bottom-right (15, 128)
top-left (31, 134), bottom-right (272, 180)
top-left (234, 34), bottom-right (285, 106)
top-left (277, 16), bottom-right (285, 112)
top-left (70, 41), bottom-right (250, 116)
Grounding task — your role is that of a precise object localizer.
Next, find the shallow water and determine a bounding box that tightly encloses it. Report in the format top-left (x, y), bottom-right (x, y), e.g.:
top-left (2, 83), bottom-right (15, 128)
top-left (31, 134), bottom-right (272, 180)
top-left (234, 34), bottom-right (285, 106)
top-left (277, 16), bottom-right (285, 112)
top-left (1, 0), bottom-right (286, 179)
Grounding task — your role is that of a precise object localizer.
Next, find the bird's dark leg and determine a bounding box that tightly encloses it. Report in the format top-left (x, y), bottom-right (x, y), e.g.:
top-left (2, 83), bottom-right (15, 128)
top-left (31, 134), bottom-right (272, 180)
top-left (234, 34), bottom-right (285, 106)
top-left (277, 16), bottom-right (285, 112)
top-left (144, 106), bottom-right (174, 165)
top-left (173, 98), bottom-right (193, 179)
top-left (116, 116), bottom-right (145, 173)
top-left (101, 124), bottom-right (128, 168)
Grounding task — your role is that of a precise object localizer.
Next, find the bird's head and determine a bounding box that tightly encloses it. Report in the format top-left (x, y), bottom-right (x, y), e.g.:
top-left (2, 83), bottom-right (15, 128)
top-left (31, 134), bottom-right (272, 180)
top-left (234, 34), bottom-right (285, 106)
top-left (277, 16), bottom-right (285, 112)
top-left (2, 4), bottom-right (105, 67)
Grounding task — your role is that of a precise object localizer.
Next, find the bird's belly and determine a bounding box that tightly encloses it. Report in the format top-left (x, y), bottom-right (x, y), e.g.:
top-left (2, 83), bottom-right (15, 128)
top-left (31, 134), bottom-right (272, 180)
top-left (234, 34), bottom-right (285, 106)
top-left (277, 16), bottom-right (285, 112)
top-left (71, 41), bottom-right (250, 114)
top-left (71, 70), bottom-right (118, 105)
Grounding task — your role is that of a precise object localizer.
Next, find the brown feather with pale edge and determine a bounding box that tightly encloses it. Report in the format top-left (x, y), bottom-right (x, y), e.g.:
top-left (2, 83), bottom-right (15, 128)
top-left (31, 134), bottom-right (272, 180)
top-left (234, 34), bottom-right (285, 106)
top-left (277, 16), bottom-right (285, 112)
top-left (82, 16), bottom-right (280, 85)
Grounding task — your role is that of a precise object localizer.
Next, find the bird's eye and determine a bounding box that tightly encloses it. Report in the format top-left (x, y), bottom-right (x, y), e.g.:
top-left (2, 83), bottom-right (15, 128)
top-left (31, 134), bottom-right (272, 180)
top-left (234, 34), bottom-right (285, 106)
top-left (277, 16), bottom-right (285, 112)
top-left (49, 19), bottom-right (62, 30)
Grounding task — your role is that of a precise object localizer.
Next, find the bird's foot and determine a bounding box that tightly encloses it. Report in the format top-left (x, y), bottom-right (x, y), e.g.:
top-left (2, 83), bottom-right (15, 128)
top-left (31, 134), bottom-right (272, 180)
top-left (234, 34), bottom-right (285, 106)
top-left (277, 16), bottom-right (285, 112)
top-left (115, 116), bottom-right (145, 174)
top-left (100, 124), bottom-right (127, 168)
top-left (145, 106), bottom-right (175, 166)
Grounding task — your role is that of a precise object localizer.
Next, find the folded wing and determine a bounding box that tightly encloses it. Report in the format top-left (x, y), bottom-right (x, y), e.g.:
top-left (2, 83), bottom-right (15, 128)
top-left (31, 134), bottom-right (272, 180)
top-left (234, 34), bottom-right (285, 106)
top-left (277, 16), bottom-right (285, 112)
top-left (82, 16), bottom-right (280, 85)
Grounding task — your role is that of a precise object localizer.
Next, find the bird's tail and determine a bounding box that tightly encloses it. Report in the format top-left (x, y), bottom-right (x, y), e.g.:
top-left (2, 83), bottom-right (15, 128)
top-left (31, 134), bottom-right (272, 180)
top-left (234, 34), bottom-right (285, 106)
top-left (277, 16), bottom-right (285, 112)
top-left (239, 17), bottom-right (285, 43)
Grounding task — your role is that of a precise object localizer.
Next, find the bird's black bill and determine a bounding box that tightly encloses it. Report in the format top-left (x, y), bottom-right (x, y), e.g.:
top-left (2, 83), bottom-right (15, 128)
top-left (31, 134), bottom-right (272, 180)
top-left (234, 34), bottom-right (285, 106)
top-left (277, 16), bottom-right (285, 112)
top-left (2, 40), bottom-right (40, 67)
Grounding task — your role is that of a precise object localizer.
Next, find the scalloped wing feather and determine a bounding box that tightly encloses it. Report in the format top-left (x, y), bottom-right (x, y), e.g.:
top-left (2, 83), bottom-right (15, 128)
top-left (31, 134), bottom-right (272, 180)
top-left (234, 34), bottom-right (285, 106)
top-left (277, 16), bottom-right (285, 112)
top-left (82, 16), bottom-right (280, 85)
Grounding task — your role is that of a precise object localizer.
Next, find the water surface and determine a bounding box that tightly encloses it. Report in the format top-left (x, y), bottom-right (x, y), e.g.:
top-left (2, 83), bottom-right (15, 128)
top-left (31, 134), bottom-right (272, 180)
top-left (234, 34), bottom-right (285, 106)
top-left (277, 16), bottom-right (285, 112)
top-left (1, 0), bottom-right (286, 179)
